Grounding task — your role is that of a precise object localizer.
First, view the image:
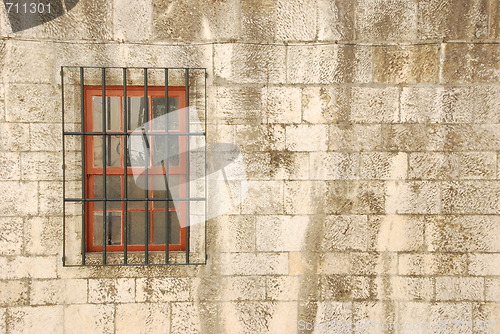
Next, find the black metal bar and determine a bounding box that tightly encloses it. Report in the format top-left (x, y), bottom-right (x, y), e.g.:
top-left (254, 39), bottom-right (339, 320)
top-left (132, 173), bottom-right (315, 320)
top-left (123, 68), bottom-right (128, 265)
top-left (62, 66), bottom-right (207, 70)
top-left (80, 67), bottom-right (86, 266)
top-left (63, 262), bottom-right (208, 267)
top-left (185, 68), bottom-right (190, 264)
top-left (102, 68), bottom-right (107, 265)
top-left (61, 67), bottom-right (66, 266)
top-left (144, 68), bottom-right (150, 264)
top-left (63, 132), bottom-right (205, 136)
top-left (65, 197), bottom-right (206, 202)
top-left (165, 68), bottom-right (170, 264)
top-left (204, 68), bottom-right (208, 264)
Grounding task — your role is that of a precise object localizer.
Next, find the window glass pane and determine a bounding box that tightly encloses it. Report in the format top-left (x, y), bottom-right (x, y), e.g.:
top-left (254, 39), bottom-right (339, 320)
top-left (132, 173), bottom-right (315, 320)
top-left (92, 96), bottom-right (121, 131)
top-left (127, 210), bottom-right (146, 245)
top-left (127, 97), bottom-right (148, 130)
top-left (93, 175), bottom-right (121, 209)
top-left (93, 212), bottom-right (122, 246)
top-left (152, 135), bottom-right (179, 166)
top-left (93, 135), bottom-right (121, 167)
top-left (152, 97), bottom-right (179, 131)
top-left (127, 175), bottom-right (147, 208)
top-left (153, 210), bottom-right (180, 245)
top-left (153, 175), bottom-right (179, 209)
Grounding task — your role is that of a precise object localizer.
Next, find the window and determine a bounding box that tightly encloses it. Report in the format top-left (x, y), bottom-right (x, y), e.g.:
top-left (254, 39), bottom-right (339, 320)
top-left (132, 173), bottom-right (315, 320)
top-left (84, 86), bottom-right (187, 253)
top-left (62, 67), bottom-right (207, 266)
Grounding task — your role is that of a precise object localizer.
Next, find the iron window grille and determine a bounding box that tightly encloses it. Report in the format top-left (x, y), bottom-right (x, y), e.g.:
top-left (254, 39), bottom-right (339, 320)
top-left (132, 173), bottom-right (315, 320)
top-left (62, 66), bottom-right (207, 266)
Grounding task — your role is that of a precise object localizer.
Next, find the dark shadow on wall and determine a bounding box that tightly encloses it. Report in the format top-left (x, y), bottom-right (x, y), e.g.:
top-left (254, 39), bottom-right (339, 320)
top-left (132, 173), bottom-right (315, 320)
top-left (3, 0), bottom-right (79, 32)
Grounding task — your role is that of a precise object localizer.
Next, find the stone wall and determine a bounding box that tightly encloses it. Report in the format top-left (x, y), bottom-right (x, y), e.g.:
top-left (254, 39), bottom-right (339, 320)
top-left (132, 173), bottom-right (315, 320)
top-left (0, 0), bottom-right (499, 333)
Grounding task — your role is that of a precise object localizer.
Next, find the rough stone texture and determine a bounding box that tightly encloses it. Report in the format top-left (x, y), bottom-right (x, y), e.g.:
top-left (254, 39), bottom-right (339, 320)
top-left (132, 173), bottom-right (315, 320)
top-left (0, 1), bottom-right (499, 333)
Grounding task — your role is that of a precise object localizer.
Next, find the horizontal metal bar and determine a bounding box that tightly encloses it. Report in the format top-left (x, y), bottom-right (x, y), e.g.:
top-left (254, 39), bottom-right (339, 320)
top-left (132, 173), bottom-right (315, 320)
top-left (64, 132), bottom-right (205, 136)
top-left (65, 197), bottom-right (206, 202)
top-left (61, 66), bottom-right (207, 70)
top-left (63, 262), bottom-right (207, 267)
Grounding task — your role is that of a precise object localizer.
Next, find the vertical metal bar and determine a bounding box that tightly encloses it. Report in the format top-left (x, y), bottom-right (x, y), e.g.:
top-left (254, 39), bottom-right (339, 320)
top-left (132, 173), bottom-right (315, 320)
top-left (185, 69), bottom-right (190, 264)
top-left (102, 68), bottom-right (107, 265)
top-left (144, 68), bottom-right (150, 264)
top-left (204, 69), bottom-right (207, 264)
top-left (165, 68), bottom-right (170, 264)
top-left (123, 68), bottom-right (128, 265)
top-left (61, 67), bottom-right (66, 266)
top-left (80, 67), bottom-right (86, 266)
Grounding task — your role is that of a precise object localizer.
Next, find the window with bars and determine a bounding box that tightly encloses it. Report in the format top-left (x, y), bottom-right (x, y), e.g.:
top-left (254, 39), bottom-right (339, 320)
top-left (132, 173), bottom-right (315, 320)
top-left (62, 67), bottom-right (207, 266)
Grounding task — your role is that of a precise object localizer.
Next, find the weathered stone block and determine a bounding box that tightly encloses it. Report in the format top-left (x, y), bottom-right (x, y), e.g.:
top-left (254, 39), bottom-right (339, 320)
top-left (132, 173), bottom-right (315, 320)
top-left (442, 181), bottom-right (499, 214)
top-left (485, 279), bottom-right (500, 302)
top-left (469, 254), bottom-right (500, 276)
top-left (171, 302), bottom-right (219, 334)
top-left (418, 0), bottom-right (488, 39)
top-left (210, 215), bottom-right (255, 253)
top-left (286, 124), bottom-right (328, 152)
top-left (196, 276), bottom-right (266, 301)
top-left (310, 152), bottom-right (359, 180)
top-left (64, 304), bottom-right (114, 334)
top-left (24, 217), bottom-right (61, 255)
top-left (270, 152), bottom-right (310, 180)
top-left (29, 123), bottom-right (62, 152)
top-left (321, 215), bottom-right (370, 251)
top-left (429, 303), bottom-right (473, 333)
top-left (360, 152), bottom-right (407, 180)
top-left (374, 45), bottom-right (439, 84)
top-left (287, 45), bottom-right (374, 84)
top-left (262, 87), bottom-right (301, 124)
top-left (221, 301), bottom-right (297, 334)
top-left (0, 123), bottom-right (30, 151)
top-left (372, 215), bottom-right (425, 251)
top-left (0, 181), bottom-right (38, 216)
top-left (88, 279), bottom-right (135, 304)
top-left (266, 276), bottom-right (316, 301)
top-left (302, 87), bottom-right (348, 124)
top-left (0, 281), bottom-right (28, 306)
top-left (318, 252), bottom-right (351, 274)
top-left (214, 44), bottom-right (286, 84)
top-left (5, 84), bottom-right (60, 123)
top-left (4, 42), bottom-right (56, 84)
top-left (427, 124), bottom-right (500, 151)
top-left (30, 279), bottom-right (64, 305)
top-left (351, 87), bottom-right (399, 123)
top-left (321, 276), bottom-right (371, 301)
top-left (9, 306), bottom-right (63, 334)
top-left (0, 217), bottom-right (23, 255)
top-left (114, 0), bottom-right (152, 41)
top-left (217, 252), bottom-right (288, 275)
top-left (39, 182), bottom-right (63, 215)
top-left (136, 278), bottom-right (192, 302)
top-left (491, 0), bottom-right (500, 39)
top-left (235, 124), bottom-right (285, 152)
top-left (385, 181), bottom-right (440, 214)
top-left (408, 152), bottom-right (457, 180)
top-left (284, 181), bottom-right (327, 214)
top-left (318, 0), bottom-right (355, 40)
top-left (153, 0), bottom-right (240, 41)
top-left (374, 276), bottom-right (433, 301)
top-left (275, 0), bottom-right (317, 41)
top-left (115, 303), bottom-right (170, 334)
top-left (355, 0), bottom-right (417, 40)
top-left (456, 152), bottom-right (497, 179)
top-left (444, 44), bottom-right (500, 83)
top-left (0, 152), bottom-right (20, 181)
top-left (382, 124), bottom-right (430, 151)
top-left (241, 181), bottom-right (284, 214)
top-left (326, 181), bottom-right (385, 214)
top-left (21, 152), bottom-right (62, 181)
top-left (256, 215), bottom-right (310, 251)
top-left (350, 252), bottom-right (398, 275)
top-left (398, 253), bottom-right (468, 276)
top-left (329, 124), bottom-right (382, 151)
top-left (435, 277), bottom-right (484, 301)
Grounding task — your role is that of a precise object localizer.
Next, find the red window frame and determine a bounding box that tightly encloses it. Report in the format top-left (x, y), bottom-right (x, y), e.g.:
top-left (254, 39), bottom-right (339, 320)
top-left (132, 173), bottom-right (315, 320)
top-left (84, 85), bottom-right (187, 252)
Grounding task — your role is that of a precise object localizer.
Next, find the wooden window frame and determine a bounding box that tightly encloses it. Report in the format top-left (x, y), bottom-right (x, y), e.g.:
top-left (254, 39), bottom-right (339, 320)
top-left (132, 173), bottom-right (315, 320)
top-left (84, 85), bottom-right (187, 253)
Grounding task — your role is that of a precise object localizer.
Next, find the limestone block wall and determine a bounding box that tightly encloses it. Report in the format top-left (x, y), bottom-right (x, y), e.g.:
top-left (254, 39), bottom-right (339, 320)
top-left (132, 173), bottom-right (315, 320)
top-left (0, 0), bottom-right (499, 333)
